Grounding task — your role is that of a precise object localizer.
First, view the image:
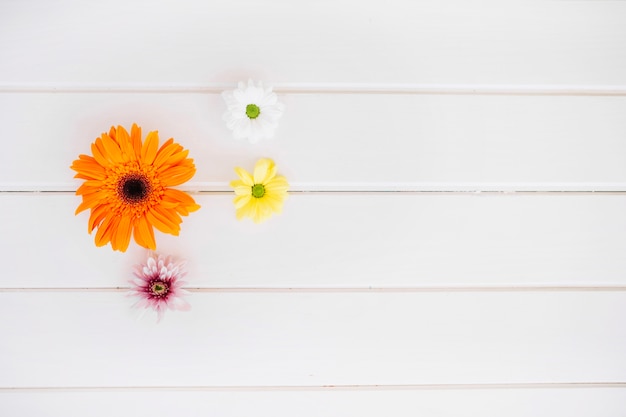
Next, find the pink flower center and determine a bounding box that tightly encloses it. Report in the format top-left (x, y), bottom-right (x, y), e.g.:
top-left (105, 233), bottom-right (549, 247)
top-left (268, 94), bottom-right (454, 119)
top-left (150, 281), bottom-right (169, 297)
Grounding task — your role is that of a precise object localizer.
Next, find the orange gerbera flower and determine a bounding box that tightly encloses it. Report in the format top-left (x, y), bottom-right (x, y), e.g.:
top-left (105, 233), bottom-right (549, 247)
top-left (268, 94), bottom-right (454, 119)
top-left (70, 124), bottom-right (200, 252)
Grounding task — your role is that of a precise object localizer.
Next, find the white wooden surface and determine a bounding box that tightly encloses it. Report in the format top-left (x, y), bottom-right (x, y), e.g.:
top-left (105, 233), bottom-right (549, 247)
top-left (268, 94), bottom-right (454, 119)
top-left (1, 1), bottom-right (626, 415)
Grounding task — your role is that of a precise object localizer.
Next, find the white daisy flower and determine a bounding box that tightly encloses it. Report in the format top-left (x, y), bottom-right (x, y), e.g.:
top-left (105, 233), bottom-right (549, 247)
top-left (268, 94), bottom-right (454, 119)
top-left (222, 79), bottom-right (285, 144)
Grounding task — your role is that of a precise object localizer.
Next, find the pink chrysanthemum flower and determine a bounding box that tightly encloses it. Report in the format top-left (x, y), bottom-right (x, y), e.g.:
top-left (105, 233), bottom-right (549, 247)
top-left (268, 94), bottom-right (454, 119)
top-left (129, 253), bottom-right (191, 322)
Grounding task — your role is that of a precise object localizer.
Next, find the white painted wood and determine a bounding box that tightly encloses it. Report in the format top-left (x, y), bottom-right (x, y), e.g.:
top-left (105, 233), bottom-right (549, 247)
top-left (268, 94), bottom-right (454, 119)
top-left (2, 193), bottom-right (626, 288)
top-left (1, 1), bottom-right (625, 85)
top-left (4, 83), bottom-right (626, 96)
top-left (2, 93), bottom-right (626, 187)
top-left (2, 388), bottom-right (626, 417)
top-left (1, 292), bottom-right (625, 387)
top-left (2, 0), bottom-right (626, 410)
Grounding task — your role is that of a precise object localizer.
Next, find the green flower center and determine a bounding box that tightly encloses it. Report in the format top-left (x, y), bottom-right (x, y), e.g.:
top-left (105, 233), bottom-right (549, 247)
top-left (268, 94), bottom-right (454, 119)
top-left (246, 104), bottom-right (261, 119)
top-left (251, 184), bottom-right (265, 198)
top-left (150, 281), bottom-right (169, 296)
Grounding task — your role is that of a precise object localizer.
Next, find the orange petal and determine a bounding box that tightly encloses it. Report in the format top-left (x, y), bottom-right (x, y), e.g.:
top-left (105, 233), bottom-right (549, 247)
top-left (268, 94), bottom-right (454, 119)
top-left (146, 207), bottom-right (180, 235)
top-left (134, 215), bottom-right (156, 250)
top-left (159, 165), bottom-right (196, 187)
top-left (70, 160), bottom-right (106, 180)
top-left (90, 141), bottom-right (110, 167)
top-left (113, 215), bottom-right (133, 252)
top-left (75, 194), bottom-right (102, 214)
top-left (174, 205), bottom-right (189, 216)
top-left (94, 214), bottom-right (118, 247)
top-left (154, 205), bottom-right (183, 226)
top-left (155, 147), bottom-right (188, 171)
top-left (131, 218), bottom-right (147, 248)
top-left (153, 141), bottom-right (180, 169)
top-left (187, 203), bottom-right (201, 213)
top-left (87, 204), bottom-right (108, 233)
top-left (108, 126), bottom-right (117, 140)
top-left (131, 124), bottom-right (142, 157)
top-left (141, 131), bottom-right (159, 165)
top-left (163, 188), bottom-right (197, 206)
top-left (76, 183), bottom-right (101, 196)
top-left (100, 133), bottom-right (124, 164)
top-left (114, 125), bottom-right (134, 162)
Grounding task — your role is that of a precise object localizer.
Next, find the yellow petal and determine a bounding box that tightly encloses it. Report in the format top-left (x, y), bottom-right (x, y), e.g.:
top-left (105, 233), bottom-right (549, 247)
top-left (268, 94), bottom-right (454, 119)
top-left (235, 198), bottom-right (255, 220)
top-left (253, 158), bottom-right (274, 184)
top-left (234, 167), bottom-right (254, 186)
top-left (230, 179), bottom-right (251, 193)
top-left (234, 194), bottom-right (252, 209)
top-left (235, 206), bottom-right (248, 220)
top-left (265, 176), bottom-right (289, 193)
top-left (263, 194), bottom-right (285, 213)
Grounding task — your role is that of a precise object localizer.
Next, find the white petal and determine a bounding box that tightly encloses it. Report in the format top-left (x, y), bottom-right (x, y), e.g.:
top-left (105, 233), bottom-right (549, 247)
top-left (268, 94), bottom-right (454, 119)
top-left (146, 256), bottom-right (156, 269)
top-left (259, 92), bottom-right (278, 107)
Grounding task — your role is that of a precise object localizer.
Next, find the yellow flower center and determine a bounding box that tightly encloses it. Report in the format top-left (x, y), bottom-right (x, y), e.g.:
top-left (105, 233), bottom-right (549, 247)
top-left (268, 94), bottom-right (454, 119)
top-left (246, 104), bottom-right (261, 119)
top-left (251, 184), bottom-right (265, 198)
top-left (150, 281), bottom-right (169, 297)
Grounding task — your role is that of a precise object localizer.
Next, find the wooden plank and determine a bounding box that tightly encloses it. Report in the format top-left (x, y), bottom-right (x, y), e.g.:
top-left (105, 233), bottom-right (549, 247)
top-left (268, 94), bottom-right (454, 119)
top-left (2, 193), bottom-right (626, 288)
top-left (2, 93), bottom-right (626, 187)
top-left (1, 292), bottom-right (625, 387)
top-left (2, 388), bottom-right (626, 417)
top-left (1, 2), bottom-right (625, 86)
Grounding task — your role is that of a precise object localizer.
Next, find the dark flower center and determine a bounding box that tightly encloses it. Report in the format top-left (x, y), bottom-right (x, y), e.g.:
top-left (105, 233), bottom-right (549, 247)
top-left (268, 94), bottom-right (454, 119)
top-left (150, 281), bottom-right (169, 297)
top-left (118, 174), bottom-right (151, 204)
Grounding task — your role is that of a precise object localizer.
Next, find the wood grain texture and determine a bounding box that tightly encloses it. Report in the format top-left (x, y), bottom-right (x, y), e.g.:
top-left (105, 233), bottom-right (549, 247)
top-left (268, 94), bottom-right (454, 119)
top-left (2, 388), bottom-right (626, 417)
top-left (2, 292), bottom-right (625, 387)
top-left (1, 1), bottom-right (625, 85)
top-left (2, 93), bottom-right (626, 188)
top-left (2, 193), bottom-right (626, 288)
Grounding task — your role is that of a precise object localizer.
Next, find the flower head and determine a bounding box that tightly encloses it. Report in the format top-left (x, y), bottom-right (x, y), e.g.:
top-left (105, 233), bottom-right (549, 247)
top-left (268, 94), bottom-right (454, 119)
top-left (70, 124), bottom-right (201, 252)
top-left (230, 158), bottom-right (289, 223)
top-left (222, 79), bottom-right (285, 143)
top-left (129, 252), bottom-right (190, 322)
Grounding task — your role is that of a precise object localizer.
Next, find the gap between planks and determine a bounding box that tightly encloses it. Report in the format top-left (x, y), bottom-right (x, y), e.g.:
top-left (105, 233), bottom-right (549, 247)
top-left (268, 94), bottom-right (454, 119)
top-left (2, 83), bottom-right (626, 96)
top-left (2, 286), bottom-right (626, 293)
top-left (3, 182), bottom-right (626, 194)
top-left (2, 383), bottom-right (626, 393)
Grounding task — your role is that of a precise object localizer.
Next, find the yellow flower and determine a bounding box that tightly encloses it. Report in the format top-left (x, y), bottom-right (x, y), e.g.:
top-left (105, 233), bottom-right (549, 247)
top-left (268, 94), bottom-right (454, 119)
top-left (230, 158), bottom-right (289, 223)
top-left (70, 124), bottom-right (200, 252)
